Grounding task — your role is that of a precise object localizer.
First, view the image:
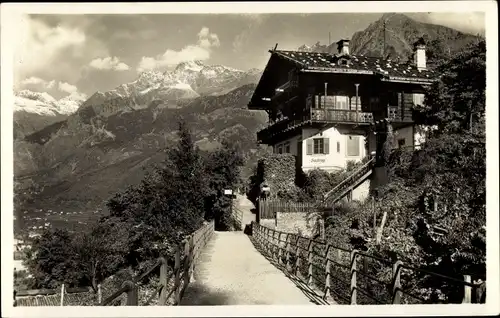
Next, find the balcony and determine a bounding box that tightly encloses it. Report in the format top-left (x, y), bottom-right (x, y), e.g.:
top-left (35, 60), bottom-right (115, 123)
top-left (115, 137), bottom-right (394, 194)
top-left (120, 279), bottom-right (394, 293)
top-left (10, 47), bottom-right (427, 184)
top-left (257, 108), bottom-right (374, 143)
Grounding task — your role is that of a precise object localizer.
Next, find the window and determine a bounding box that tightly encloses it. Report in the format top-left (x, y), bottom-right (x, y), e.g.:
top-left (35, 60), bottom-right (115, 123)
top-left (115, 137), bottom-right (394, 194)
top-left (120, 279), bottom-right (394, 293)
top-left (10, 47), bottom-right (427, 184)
top-left (398, 138), bottom-right (406, 148)
top-left (277, 145), bottom-right (283, 154)
top-left (306, 138), bottom-right (330, 155)
top-left (388, 92), bottom-right (400, 106)
top-left (346, 135), bottom-right (360, 156)
top-left (337, 141), bottom-right (341, 153)
top-left (314, 139), bottom-right (324, 154)
top-left (350, 96), bottom-right (361, 111)
top-left (335, 96), bottom-right (349, 110)
top-left (285, 142), bottom-right (290, 154)
top-left (413, 93), bottom-right (425, 106)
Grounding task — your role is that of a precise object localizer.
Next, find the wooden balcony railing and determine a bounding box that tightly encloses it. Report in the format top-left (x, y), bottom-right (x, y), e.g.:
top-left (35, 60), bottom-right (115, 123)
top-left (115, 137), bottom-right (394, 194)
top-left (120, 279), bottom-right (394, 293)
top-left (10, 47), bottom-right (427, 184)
top-left (310, 108), bottom-right (374, 123)
top-left (257, 108), bottom-right (375, 143)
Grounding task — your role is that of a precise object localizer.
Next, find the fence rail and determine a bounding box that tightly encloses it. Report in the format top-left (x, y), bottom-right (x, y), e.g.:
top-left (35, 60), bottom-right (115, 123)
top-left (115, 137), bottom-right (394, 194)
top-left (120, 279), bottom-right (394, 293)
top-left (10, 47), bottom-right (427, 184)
top-left (258, 199), bottom-right (328, 220)
top-left (231, 203), bottom-right (244, 231)
top-left (251, 222), bottom-right (486, 305)
top-left (99, 221), bottom-right (215, 306)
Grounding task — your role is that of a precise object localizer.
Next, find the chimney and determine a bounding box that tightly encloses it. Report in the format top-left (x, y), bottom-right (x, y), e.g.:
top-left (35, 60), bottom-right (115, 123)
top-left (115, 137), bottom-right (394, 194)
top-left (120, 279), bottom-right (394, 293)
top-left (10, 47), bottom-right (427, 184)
top-left (336, 39), bottom-right (350, 56)
top-left (413, 38), bottom-right (427, 70)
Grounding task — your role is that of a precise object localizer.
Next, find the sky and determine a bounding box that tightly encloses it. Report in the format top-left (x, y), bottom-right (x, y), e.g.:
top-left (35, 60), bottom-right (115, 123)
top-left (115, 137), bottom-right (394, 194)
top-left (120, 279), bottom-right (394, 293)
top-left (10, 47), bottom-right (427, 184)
top-left (13, 12), bottom-right (485, 100)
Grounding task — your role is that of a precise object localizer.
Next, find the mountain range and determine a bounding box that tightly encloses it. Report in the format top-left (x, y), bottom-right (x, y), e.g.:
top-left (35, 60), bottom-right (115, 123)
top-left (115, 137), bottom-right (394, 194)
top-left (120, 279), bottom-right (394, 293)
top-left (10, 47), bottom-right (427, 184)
top-left (298, 13), bottom-right (482, 65)
top-left (13, 13), bottom-right (483, 221)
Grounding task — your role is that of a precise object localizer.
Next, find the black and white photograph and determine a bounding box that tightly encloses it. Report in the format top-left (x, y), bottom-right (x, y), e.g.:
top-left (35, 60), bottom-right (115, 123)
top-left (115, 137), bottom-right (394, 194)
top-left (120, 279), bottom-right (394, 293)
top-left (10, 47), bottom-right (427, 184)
top-left (1, 1), bottom-right (498, 317)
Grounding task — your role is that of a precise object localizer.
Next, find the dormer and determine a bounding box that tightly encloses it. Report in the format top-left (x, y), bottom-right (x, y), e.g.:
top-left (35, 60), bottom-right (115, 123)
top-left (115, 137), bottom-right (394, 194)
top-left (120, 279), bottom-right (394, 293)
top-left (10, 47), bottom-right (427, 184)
top-left (336, 39), bottom-right (350, 56)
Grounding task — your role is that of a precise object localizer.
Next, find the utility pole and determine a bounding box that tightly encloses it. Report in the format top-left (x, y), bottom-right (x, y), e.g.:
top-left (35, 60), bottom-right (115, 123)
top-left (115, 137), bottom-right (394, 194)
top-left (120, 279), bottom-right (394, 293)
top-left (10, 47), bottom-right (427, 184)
top-left (329, 32), bottom-right (331, 46)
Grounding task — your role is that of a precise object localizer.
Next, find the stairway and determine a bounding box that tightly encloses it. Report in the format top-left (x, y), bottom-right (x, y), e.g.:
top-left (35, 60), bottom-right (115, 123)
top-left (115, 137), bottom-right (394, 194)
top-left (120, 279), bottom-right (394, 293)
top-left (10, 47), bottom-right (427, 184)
top-left (323, 158), bottom-right (375, 205)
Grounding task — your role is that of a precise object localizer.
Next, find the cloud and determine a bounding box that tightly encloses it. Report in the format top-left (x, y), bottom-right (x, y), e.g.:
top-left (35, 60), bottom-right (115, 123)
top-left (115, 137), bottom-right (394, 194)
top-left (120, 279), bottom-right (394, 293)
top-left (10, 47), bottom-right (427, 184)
top-left (136, 27), bottom-right (220, 72)
top-left (89, 56), bottom-right (130, 71)
top-left (232, 15), bottom-right (266, 53)
top-left (20, 77), bottom-right (56, 89)
top-left (58, 82), bottom-right (78, 94)
top-left (414, 12), bottom-right (485, 35)
top-left (66, 91), bottom-right (88, 102)
top-left (14, 15), bottom-right (87, 83)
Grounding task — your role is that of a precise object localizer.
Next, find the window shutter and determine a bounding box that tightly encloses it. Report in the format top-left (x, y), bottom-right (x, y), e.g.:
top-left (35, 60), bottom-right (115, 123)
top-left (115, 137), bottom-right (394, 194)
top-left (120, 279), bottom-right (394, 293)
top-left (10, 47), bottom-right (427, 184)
top-left (306, 139), bottom-right (313, 155)
top-left (323, 138), bottom-right (330, 154)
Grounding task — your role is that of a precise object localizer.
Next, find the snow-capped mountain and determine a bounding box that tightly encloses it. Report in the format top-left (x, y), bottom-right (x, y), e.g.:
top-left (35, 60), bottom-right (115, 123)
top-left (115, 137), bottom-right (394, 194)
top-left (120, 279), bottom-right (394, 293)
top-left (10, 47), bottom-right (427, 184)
top-left (79, 60), bottom-right (261, 117)
top-left (14, 90), bottom-right (87, 140)
top-left (297, 41), bottom-right (332, 53)
top-left (104, 60), bottom-right (260, 101)
top-left (15, 90), bottom-right (86, 116)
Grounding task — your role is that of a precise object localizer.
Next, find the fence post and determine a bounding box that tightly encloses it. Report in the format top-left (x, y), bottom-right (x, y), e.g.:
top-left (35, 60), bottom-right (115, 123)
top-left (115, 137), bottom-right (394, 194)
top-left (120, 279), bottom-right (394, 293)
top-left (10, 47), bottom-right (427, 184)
top-left (307, 240), bottom-right (314, 287)
top-left (285, 234), bottom-right (290, 271)
top-left (122, 280), bottom-right (138, 306)
top-left (97, 284), bottom-right (102, 304)
top-left (295, 237), bottom-right (301, 277)
top-left (462, 275), bottom-right (472, 303)
top-left (159, 257), bottom-right (168, 305)
top-left (350, 250), bottom-right (358, 305)
top-left (174, 245), bottom-right (181, 305)
top-left (392, 260), bottom-right (403, 304)
top-left (59, 283), bottom-right (65, 306)
top-left (324, 246), bottom-right (331, 300)
top-left (277, 232), bottom-right (283, 264)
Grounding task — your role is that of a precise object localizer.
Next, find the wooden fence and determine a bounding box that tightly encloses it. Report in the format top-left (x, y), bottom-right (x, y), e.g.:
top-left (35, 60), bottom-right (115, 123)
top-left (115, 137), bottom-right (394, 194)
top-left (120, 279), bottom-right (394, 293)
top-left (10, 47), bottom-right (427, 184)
top-left (231, 203), bottom-right (244, 231)
top-left (100, 221), bottom-right (215, 306)
top-left (252, 222), bottom-right (486, 305)
top-left (258, 199), bottom-right (328, 220)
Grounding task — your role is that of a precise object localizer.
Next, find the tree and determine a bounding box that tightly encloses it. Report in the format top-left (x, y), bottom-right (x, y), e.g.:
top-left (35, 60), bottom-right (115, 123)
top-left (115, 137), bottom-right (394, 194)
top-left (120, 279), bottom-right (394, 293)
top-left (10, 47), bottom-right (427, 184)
top-left (204, 139), bottom-right (245, 230)
top-left (105, 120), bottom-right (208, 268)
top-left (72, 221), bottom-right (128, 292)
top-left (25, 228), bottom-right (84, 289)
top-left (380, 40), bottom-right (486, 301)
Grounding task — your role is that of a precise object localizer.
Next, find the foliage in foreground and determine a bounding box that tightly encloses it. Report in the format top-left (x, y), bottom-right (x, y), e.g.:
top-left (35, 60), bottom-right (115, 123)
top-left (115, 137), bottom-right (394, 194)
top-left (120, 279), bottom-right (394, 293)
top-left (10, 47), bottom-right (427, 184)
top-left (324, 40), bottom-right (486, 303)
top-left (25, 121), bottom-right (244, 291)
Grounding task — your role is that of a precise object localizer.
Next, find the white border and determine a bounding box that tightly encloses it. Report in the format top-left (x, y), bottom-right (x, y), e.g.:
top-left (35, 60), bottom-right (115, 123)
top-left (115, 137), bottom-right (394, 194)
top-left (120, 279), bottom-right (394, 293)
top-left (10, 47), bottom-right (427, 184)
top-left (1, 1), bottom-right (498, 317)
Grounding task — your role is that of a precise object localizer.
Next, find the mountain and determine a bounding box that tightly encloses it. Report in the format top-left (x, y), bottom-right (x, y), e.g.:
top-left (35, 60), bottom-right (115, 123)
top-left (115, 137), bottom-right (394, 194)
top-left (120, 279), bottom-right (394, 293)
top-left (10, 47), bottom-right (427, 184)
top-left (14, 61), bottom-right (262, 141)
top-left (298, 13), bottom-right (482, 65)
top-left (80, 61), bottom-right (262, 118)
top-left (14, 71), bottom-right (267, 214)
top-left (14, 90), bottom-right (87, 139)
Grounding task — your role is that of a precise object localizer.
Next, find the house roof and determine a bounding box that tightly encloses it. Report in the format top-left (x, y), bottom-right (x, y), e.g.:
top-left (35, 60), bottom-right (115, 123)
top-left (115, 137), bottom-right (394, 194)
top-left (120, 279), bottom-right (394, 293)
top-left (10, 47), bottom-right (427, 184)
top-left (15, 292), bottom-right (98, 306)
top-left (272, 50), bottom-right (437, 83)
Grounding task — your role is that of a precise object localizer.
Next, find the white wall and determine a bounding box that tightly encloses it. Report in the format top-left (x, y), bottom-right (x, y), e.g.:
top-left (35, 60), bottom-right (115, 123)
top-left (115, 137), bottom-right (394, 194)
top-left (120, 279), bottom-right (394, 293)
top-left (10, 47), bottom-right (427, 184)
top-left (393, 126), bottom-right (415, 149)
top-left (301, 127), bottom-right (366, 172)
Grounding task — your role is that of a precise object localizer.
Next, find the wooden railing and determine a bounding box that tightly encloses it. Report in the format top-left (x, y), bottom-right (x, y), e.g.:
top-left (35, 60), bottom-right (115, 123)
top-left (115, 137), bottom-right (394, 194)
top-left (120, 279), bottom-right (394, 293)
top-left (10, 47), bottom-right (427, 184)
top-left (310, 108), bottom-right (374, 123)
top-left (251, 222), bottom-right (486, 304)
top-left (258, 199), bottom-right (329, 220)
top-left (323, 158), bottom-right (375, 205)
top-left (99, 221), bottom-right (215, 306)
top-left (231, 203), bottom-right (244, 231)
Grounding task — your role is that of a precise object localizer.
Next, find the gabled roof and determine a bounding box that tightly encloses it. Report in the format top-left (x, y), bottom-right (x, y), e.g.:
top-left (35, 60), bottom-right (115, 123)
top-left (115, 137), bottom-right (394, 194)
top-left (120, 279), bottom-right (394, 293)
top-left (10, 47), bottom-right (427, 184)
top-left (272, 50), bottom-right (437, 83)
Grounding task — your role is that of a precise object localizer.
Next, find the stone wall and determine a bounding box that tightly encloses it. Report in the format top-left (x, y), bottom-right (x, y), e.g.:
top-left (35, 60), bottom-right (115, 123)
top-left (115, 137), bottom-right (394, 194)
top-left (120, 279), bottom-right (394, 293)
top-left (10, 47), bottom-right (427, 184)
top-left (275, 212), bottom-right (322, 238)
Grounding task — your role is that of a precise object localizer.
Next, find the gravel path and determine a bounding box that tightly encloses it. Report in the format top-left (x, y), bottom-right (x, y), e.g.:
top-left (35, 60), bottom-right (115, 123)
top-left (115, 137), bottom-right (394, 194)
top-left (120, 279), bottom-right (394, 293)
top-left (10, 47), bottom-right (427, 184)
top-left (179, 231), bottom-right (316, 305)
top-left (179, 195), bottom-right (315, 305)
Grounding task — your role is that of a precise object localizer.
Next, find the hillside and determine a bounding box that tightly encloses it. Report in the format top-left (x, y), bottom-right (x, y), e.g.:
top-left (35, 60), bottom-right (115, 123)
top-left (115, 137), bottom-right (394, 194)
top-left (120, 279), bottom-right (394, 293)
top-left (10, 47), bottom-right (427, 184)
top-left (14, 82), bottom-right (267, 215)
top-left (298, 13), bottom-right (482, 66)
